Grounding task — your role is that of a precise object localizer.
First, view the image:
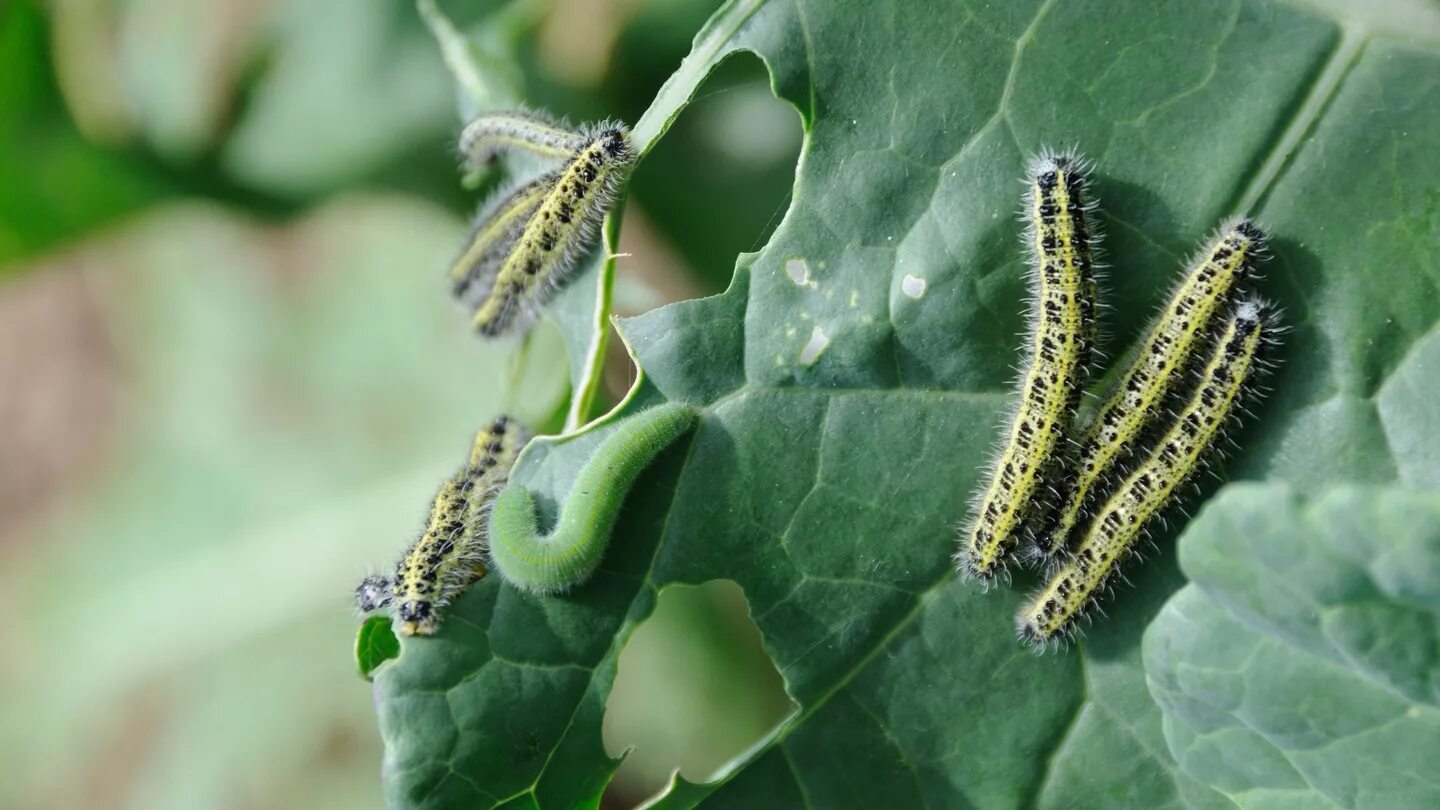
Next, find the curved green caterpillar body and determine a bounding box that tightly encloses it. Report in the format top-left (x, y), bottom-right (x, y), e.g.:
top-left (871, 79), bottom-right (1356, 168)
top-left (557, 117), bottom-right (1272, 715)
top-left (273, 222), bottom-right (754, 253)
top-left (1034, 219), bottom-right (1266, 559)
top-left (957, 154), bottom-right (1097, 584)
top-left (450, 172), bottom-right (557, 306)
top-left (355, 416), bottom-right (530, 636)
top-left (458, 109), bottom-right (588, 171)
top-left (472, 124), bottom-right (636, 338)
top-left (489, 403), bottom-right (698, 594)
top-left (1018, 300), bottom-right (1278, 648)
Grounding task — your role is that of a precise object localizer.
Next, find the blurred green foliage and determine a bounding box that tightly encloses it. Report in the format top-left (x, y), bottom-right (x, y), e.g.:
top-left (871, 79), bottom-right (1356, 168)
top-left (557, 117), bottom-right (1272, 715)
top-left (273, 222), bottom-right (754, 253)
top-left (0, 4), bottom-right (169, 269)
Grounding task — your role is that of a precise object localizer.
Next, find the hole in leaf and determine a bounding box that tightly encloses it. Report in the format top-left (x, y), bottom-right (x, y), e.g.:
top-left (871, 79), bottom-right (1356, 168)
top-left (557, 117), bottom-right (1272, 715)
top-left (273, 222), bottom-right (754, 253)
top-left (595, 51), bottom-right (804, 408)
top-left (601, 580), bottom-right (795, 805)
top-left (628, 51), bottom-right (803, 293)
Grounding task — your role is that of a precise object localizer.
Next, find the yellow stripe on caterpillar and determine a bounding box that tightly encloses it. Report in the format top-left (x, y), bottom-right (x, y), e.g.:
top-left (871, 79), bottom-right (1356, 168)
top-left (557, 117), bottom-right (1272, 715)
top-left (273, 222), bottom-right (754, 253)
top-left (1036, 219), bottom-right (1266, 559)
top-left (471, 123), bottom-right (636, 338)
top-left (1018, 299), bottom-right (1278, 648)
top-left (957, 153), bottom-right (1098, 583)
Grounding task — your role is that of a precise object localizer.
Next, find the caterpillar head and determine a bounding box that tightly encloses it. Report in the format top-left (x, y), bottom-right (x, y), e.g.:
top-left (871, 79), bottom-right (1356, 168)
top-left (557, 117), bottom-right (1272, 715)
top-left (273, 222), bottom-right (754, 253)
top-left (396, 599), bottom-right (438, 637)
top-left (596, 125), bottom-right (634, 163)
top-left (355, 574), bottom-right (394, 614)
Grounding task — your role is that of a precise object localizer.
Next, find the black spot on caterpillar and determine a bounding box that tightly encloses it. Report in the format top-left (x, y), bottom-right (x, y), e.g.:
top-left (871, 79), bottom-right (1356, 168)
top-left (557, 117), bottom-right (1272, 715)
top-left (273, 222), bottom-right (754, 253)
top-left (957, 152), bottom-right (1098, 584)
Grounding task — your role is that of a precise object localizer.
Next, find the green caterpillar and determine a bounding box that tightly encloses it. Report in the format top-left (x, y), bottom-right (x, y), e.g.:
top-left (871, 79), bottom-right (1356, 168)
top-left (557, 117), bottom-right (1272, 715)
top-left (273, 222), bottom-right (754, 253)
top-left (1017, 300), bottom-right (1279, 648)
top-left (488, 402), bottom-right (698, 594)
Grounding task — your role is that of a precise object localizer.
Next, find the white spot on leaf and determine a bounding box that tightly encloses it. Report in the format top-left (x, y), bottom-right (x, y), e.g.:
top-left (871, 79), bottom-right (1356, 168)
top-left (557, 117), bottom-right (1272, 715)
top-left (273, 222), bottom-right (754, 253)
top-left (901, 274), bottom-right (928, 299)
top-left (785, 258), bottom-right (814, 287)
top-left (799, 326), bottom-right (830, 366)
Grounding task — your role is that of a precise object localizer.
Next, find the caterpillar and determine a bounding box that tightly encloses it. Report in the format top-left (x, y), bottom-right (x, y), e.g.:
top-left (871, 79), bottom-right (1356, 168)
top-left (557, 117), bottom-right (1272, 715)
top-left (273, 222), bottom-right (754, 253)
top-left (355, 415), bottom-right (530, 636)
top-left (457, 109), bottom-right (588, 172)
top-left (488, 402), bottom-right (698, 594)
top-left (1017, 299), bottom-right (1279, 648)
top-left (956, 153), bottom-right (1098, 584)
top-left (1034, 219), bottom-right (1266, 560)
top-left (470, 122), bottom-right (636, 338)
top-left (449, 172), bottom-right (558, 306)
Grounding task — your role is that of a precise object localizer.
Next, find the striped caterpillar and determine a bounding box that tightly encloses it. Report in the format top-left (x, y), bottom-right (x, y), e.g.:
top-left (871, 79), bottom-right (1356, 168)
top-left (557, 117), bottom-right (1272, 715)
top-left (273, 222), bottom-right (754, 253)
top-left (1017, 299), bottom-right (1280, 648)
top-left (489, 403), bottom-right (698, 594)
top-left (449, 172), bottom-right (555, 307)
top-left (447, 111), bottom-right (636, 338)
top-left (458, 109), bottom-right (589, 171)
top-left (355, 415), bottom-right (529, 636)
top-left (956, 154), bottom-right (1098, 584)
top-left (1034, 219), bottom-right (1267, 559)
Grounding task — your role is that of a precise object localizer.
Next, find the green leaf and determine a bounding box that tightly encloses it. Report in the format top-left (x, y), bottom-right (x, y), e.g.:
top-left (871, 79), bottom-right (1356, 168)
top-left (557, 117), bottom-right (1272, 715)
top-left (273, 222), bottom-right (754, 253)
top-left (1145, 484), bottom-right (1440, 809)
top-left (374, 0), bottom-right (1440, 806)
top-left (358, 616), bottom-right (403, 681)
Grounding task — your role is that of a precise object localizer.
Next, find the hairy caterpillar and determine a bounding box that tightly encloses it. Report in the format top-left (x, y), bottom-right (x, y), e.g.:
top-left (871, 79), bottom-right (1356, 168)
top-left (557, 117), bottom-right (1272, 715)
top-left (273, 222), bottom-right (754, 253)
top-left (355, 415), bottom-right (530, 636)
top-left (449, 172), bottom-right (557, 306)
top-left (489, 403), bottom-right (698, 594)
top-left (1034, 219), bottom-right (1266, 559)
top-left (470, 123), bottom-right (636, 338)
top-left (957, 153), bottom-right (1098, 583)
top-left (1017, 299), bottom-right (1279, 648)
top-left (458, 109), bottom-right (588, 171)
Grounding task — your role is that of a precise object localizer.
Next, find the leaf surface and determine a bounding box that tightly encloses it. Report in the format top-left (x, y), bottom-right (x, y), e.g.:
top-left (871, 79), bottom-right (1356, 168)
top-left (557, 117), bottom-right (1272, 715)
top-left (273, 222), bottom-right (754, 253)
top-left (374, 1), bottom-right (1440, 806)
top-left (1146, 484), bottom-right (1440, 810)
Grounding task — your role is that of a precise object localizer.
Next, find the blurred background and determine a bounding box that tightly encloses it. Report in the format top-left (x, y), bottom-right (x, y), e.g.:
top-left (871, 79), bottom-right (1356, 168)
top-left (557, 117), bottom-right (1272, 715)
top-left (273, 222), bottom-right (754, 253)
top-left (0, 0), bottom-right (801, 807)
